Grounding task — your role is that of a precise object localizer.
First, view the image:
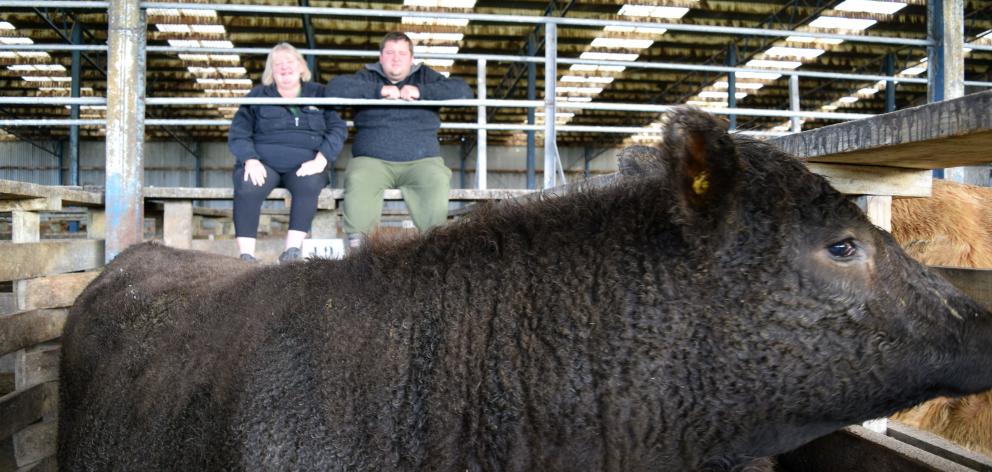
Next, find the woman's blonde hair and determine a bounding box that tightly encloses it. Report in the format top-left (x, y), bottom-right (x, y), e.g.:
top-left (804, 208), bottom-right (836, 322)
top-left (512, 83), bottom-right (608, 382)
top-left (261, 42), bottom-right (311, 85)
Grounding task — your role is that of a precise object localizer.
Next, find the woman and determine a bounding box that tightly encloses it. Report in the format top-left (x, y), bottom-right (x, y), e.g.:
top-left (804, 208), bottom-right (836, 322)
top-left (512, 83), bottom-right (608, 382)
top-left (228, 43), bottom-right (346, 263)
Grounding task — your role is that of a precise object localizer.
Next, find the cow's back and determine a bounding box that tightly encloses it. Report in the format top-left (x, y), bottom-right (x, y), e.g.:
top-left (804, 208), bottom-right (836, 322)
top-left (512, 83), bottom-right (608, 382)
top-left (58, 243), bottom-right (296, 469)
top-left (891, 179), bottom-right (992, 268)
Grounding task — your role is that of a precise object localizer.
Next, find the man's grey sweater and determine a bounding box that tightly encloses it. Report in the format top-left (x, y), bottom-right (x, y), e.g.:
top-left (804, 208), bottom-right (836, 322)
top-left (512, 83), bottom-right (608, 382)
top-left (325, 63), bottom-right (473, 162)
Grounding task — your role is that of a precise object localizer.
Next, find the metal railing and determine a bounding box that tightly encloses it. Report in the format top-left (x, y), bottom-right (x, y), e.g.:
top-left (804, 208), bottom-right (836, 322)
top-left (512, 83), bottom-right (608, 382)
top-left (0, 0), bottom-right (987, 189)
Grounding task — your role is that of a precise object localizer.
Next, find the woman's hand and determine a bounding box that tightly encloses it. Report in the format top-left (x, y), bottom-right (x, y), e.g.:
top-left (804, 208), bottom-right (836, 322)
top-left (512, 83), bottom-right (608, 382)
top-left (244, 159), bottom-right (267, 186)
top-left (296, 152), bottom-right (328, 177)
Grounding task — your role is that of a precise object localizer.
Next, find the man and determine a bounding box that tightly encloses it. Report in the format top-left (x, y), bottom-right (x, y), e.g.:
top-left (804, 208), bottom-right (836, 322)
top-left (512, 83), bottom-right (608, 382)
top-left (326, 32), bottom-right (473, 249)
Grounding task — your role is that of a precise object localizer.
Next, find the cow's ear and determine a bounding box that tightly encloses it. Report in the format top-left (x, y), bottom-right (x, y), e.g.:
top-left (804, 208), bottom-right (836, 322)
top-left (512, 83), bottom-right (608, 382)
top-left (659, 108), bottom-right (741, 213)
top-left (618, 145), bottom-right (666, 177)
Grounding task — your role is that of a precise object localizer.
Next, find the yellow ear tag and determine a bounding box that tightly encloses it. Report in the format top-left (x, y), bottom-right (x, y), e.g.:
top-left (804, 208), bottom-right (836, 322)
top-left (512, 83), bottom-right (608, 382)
top-left (692, 172), bottom-right (710, 195)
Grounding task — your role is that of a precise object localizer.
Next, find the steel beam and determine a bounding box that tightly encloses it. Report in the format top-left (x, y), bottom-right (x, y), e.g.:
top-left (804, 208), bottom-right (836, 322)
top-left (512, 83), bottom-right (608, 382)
top-left (105, 0), bottom-right (146, 262)
top-left (542, 23), bottom-right (558, 189)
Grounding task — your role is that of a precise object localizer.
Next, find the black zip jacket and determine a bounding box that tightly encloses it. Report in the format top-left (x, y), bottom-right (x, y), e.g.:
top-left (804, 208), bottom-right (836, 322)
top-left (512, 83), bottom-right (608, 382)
top-left (228, 82), bottom-right (347, 173)
top-left (325, 63), bottom-right (472, 162)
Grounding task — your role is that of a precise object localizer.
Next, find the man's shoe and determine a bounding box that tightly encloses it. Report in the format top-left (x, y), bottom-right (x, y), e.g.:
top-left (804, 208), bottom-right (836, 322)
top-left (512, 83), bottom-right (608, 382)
top-left (346, 233), bottom-right (363, 255)
top-left (278, 247), bottom-right (302, 264)
top-left (239, 253), bottom-right (257, 262)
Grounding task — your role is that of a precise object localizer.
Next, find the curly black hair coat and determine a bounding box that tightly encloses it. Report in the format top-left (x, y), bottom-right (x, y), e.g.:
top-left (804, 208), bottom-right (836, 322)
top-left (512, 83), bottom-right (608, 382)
top-left (59, 108), bottom-right (992, 471)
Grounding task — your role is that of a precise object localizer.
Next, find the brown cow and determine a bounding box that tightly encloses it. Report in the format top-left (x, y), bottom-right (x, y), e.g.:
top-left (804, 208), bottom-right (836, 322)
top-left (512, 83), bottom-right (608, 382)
top-left (890, 179), bottom-right (992, 457)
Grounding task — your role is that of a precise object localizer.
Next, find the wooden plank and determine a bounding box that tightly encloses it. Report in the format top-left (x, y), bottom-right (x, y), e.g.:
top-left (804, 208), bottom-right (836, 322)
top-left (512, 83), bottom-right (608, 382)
top-left (191, 238), bottom-right (284, 262)
top-left (86, 209), bottom-right (104, 240)
top-left (931, 267), bottom-right (992, 310)
top-left (14, 344), bottom-right (59, 391)
top-left (778, 425), bottom-right (977, 472)
top-left (0, 199), bottom-right (61, 213)
top-left (0, 382), bottom-right (57, 441)
top-left (0, 309), bottom-right (67, 358)
top-left (771, 90), bottom-right (992, 169)
top-left (14, 454), bottom-right (55, 472)
top-left (0, 294), bottom-right (15, 317)
top-left (11, 212), bottom-right (39, 244)
top-left (852, 195), bottom-right (893, 232)
top-left (0, 179), bottom-right (102, 207)
top-left (142, 186), bottom-right (535, 202)
top-left (12, 420), bottom-right (55, 468)
top-left (887, 420), bottom-right (992, 471)
top-left (311, 209), bottom-right (339, 238)
top-left (806, 164), bottom-right (932, 198)
top-left (144, 186), bottom-right (275, 200)
top-left (0, 240), bottom-right (104, 282)
top-left (163, 201), bottom-right (193, 250)
top-left (14, 272), bottom-right (100, 311)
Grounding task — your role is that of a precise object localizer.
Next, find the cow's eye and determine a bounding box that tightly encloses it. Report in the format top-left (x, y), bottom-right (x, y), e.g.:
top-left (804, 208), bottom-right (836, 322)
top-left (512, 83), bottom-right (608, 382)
top-left (827, 239), bottom-right (858, 259)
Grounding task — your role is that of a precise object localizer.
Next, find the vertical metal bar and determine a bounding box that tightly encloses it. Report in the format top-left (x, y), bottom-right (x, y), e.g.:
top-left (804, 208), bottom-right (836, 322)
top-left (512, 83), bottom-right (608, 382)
top-left (543, 22), bottom-right (557, 189)
top-left (69, 21), bottom-right (82, 186)
top-left (105, 0), bottom-right (146, 262)
top-left (884, 53), bottom-right (896, 112)
top-left (193, 141), bottom-right (202, 188)
top-left (56, 141), bottom-right (64, 185)
top-left (476, 59), bottom-right (487, 190)
top-left (299, 0), bottom-right (318, 78)
top-left (928, 0), bottom-right (965, 182)
top-left (927, 0), bottom-right (964, 103)
top-left (526, 38), bottom-right (536, 190)
top-left (725, 43), bottom-right (737, 130)
top-left (459, 140), bottom-right (466, 189)
top-left (583, 146), bottom-right (590, 179)
top-left (789, 74), bottom-right (801, 133)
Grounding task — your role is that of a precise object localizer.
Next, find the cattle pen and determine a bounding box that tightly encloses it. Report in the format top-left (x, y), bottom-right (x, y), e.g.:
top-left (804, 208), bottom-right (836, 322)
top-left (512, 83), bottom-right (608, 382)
top-left (2, 1), bottom-right (992, 471)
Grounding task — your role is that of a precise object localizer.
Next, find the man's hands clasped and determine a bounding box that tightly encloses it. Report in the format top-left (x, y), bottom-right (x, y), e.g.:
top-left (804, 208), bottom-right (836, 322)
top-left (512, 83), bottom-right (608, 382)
top-left (381, 84), bottom-right (420, 101)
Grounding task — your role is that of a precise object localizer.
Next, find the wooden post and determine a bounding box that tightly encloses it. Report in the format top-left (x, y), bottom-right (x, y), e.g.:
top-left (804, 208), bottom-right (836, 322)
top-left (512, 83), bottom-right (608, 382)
top-left (928, 0), bottom-right (966, 183)
top-left (163, 201), bottom-right (193, 249)
top-left (311, 209), bottom-right (339, 238)
top-left (852, 195), bottom-right (892, 232)
top-left (11, 211), bottom-right (39, 244)
top-left (87, 208), bottom-right (105, 240)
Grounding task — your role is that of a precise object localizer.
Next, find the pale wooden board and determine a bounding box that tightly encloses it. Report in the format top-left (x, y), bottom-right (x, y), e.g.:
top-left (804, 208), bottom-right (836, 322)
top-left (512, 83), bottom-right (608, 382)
top-left (0, 382), bottom-right (57, 442)
top-left (807, 164), bottom-right (932, 198)
top-left (771, 90), bottom-right (992, 169)
top-left (0, 240), bottom-right (104, 282)
top-left (0, 180), bottom-right (102, 206)
top-left (0, 295), bottom-right (15, 317)
top-left (14, 272), bottom-right (100, 312)
top-left (0, 310), bottom-right (67, 358)
top-left (14, 344), bottom-right (59, 391)
top-left (162, 201), bottom-right (193, 250)
top-left (780, 425), bottom-right (978, 472)
top-left (11, 419), bottom-right (55, 468)
top-left (143, 186), bottom-right (534, 201)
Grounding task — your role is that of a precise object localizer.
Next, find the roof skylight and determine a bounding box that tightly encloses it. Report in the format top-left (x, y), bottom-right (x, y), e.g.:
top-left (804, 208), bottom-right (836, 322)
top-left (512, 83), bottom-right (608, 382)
top-left (763, 46), bottom-right (826, 59)
top-left (745, 59), bottom-right (803, 69)
top-left (579, 51), bottom-right (640, 61)
top-left (591, 37), bottom-right (654, 49)
top-left (618, 5), bottom-right (691, 19)
top-left (809, 16), bottom-right (877, 31)
top-left (834, 0), bottom-right (907, 15)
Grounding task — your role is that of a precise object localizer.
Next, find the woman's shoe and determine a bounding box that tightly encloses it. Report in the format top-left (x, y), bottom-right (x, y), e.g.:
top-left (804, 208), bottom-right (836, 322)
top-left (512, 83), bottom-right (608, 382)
top-left (278, 247), bottom-right (302, 264)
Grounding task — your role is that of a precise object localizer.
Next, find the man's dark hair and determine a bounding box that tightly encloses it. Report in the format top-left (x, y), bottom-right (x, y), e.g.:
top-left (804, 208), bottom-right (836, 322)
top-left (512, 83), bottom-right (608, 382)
top-left (379, 32), bottom-right (414, 54)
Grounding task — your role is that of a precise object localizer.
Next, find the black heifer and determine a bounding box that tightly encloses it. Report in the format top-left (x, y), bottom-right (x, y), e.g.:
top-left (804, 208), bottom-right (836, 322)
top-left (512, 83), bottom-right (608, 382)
top-left (59, 108), bottom-right (992, 471)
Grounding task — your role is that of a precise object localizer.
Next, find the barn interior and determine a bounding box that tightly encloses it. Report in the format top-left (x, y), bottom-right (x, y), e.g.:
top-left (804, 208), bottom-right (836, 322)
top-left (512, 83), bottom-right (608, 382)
top-left (1, 1), bottom-right (992, 470)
